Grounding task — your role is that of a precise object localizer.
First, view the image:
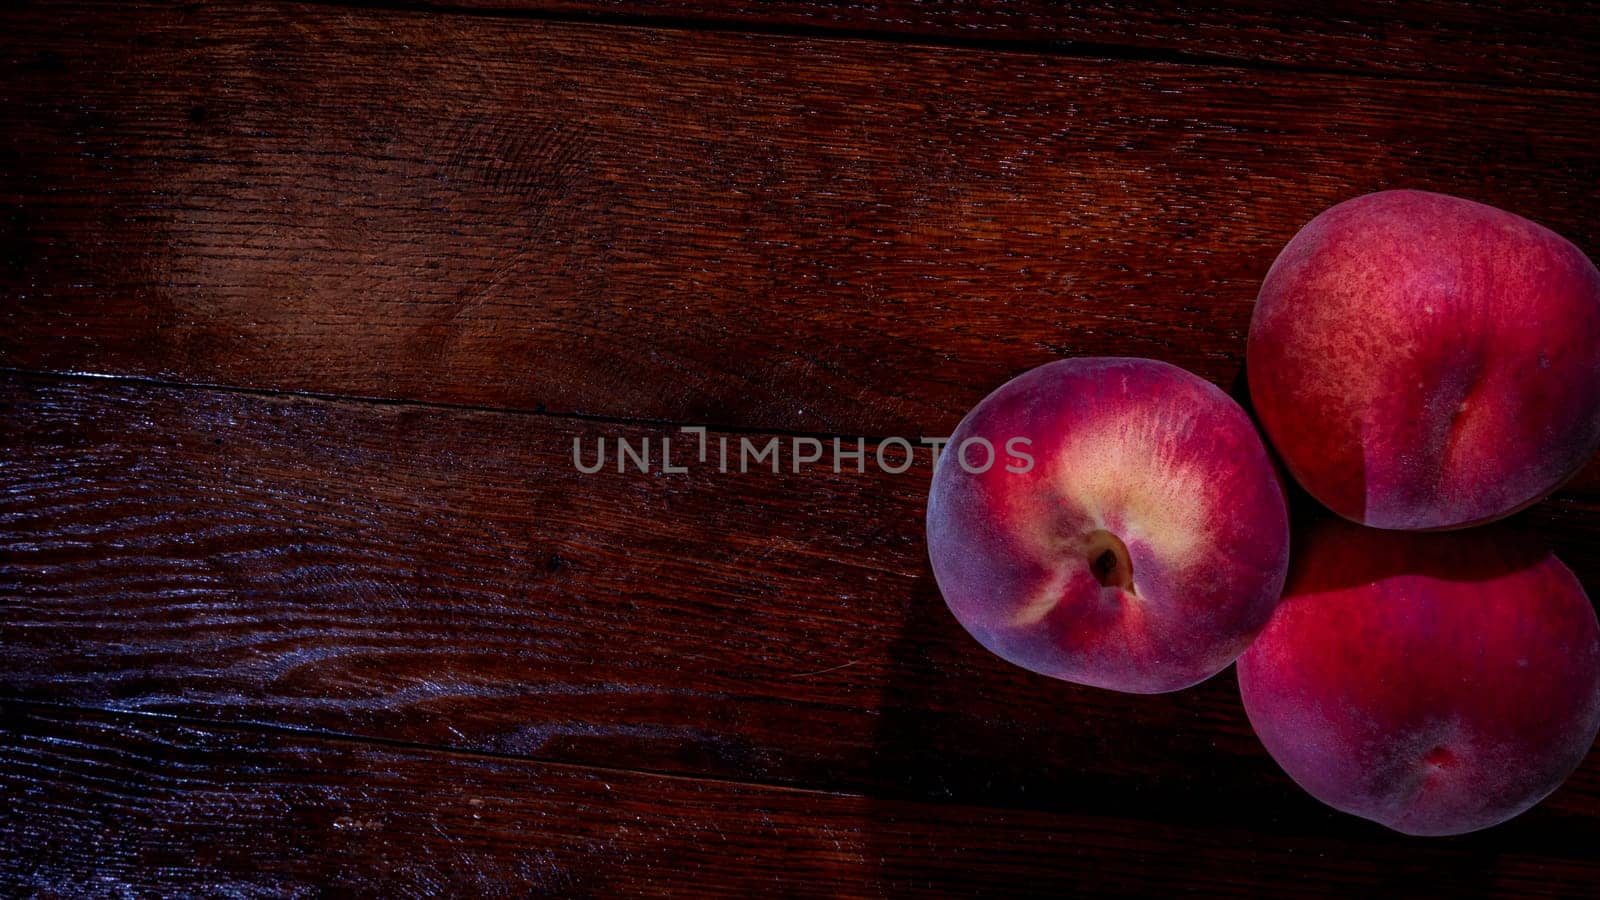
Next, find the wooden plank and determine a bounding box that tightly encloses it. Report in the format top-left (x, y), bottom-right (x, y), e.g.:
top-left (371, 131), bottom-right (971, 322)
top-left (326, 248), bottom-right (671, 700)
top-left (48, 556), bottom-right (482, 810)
top-left (5, 374), bottom-right (1599, 838)
top-left (2, 703), bottom-right (1598, 896)
top-left (4, 2), bottom-right (1600, 435)
top-left (450, 0), bottom-right (1600, 91)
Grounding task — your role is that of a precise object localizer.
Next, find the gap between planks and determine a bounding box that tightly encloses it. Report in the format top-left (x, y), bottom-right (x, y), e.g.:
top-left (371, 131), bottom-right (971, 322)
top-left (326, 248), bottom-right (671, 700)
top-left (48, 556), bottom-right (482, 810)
top-left (281, 0), bottom-right (1600, 99)
top-left (7, 366), bottom-right (1600, 501)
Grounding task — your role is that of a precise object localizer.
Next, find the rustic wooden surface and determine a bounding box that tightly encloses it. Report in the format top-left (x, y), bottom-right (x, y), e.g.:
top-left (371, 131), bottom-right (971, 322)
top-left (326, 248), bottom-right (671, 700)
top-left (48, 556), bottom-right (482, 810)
top-left (9, 1), bottom-right (1600, 436)
top-left (3, 1), bottom-right (1599, 895)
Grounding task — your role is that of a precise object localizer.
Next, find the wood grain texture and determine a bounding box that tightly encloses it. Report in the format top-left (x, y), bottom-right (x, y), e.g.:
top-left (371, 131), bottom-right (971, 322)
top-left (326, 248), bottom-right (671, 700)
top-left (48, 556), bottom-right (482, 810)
top-left (2, 702), bottom-right (1598, 897)
top-left (438, 0), bottom-right (1600, 91)
top-left (4, 1), bottom-right (1600, 435)
top-left (5, 374), bottom-right (1600, 855)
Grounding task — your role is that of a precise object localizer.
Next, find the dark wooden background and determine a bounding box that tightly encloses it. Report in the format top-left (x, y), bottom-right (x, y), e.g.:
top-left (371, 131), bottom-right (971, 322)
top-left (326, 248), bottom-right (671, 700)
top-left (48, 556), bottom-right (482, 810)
top-left (4, 1), bottom-right (1600, 895)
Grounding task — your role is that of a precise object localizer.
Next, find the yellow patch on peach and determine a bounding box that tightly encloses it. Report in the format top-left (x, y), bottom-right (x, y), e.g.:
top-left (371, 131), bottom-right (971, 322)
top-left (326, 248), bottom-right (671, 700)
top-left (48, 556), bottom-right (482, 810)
top-left (1010, 567), bottom-right (1073, 627)
top-left (1005, 414), bottom-right (1216, 627)
top-left (1049, 413), bottom-right (1216, 574)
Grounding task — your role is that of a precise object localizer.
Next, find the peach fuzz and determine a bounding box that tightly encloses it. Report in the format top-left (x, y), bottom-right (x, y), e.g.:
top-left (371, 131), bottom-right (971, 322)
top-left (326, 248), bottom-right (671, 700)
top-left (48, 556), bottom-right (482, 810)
top-left (927, 357), bottom-right (1289, 694)
top-left (1238, 519), bottom-right (1600, 836)
top-left (1248, 189), bottom-right (1600, 530)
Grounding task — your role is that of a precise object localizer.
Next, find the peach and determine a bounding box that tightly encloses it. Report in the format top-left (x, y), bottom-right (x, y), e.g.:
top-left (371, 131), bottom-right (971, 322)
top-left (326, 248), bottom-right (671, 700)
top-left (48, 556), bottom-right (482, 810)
top-left (1248, 190), bottom-right (1600, 530)
top-left (1238, 518), bottom-right (1600, 836)
top-left (926, 358), bottom-right (1289, 693)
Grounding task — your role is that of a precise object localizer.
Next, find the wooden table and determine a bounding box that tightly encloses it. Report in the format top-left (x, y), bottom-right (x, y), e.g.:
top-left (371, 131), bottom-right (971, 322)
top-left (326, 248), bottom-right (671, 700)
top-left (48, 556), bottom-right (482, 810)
top-left (4, 1), bottom-right (1599, 895)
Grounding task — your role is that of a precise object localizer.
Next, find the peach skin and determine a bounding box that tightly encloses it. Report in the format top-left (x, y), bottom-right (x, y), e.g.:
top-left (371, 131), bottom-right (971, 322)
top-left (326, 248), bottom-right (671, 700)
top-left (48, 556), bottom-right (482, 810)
top-left (1239, 518), bottom-right (1600, 836)
top-left (927, 357), bottom-right (1290, 693)
top-left (1248, 190), bottom-right (1600, 530)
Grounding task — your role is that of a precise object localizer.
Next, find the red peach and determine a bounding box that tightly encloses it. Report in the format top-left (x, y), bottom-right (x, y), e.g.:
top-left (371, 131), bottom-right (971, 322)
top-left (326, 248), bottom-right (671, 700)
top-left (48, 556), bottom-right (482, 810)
top-left (1248, 190), bottom-right (1600, 530)
top-left (927, 358), bottom-right (1289, 693)
top-left (1238, 518), bottom-right (1600, 836)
